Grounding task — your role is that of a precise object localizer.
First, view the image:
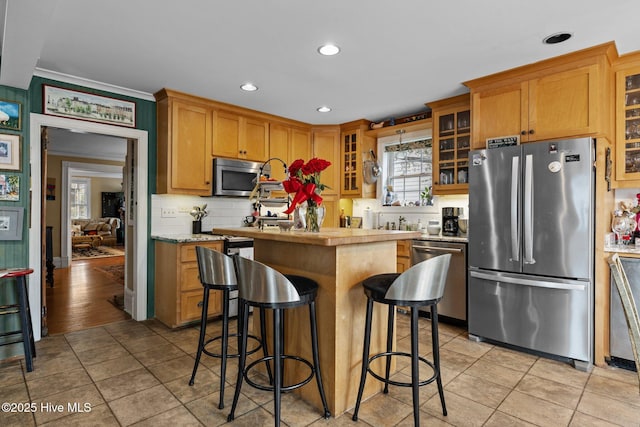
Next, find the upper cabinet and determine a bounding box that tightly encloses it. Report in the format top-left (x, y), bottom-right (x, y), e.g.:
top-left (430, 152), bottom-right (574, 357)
top-left (465, 42), bottom-right (616, 149)
top-left (427, 94), bottom-right (470, 195)
top-left (615, 54), bottom-right (640, 183)
top-left (340, 120), bottom-right (376, 198)
top-left (268, 123), bottom-right (311, 182)
top-left (311, 126), bottom-right (340, 197)
top-left (155, 89), bottom-right (214, 196)
top-left (212, 110), bottom-right (269, 161)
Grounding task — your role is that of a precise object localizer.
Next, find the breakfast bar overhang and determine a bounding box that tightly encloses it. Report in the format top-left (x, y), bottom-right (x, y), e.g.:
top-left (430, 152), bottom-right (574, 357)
top-left (212, 227), bottom-right (421, 415)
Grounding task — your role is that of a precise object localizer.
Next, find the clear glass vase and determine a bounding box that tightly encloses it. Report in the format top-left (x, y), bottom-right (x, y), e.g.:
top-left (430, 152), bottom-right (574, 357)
top-left (297, 202), bottom-right (325, 232)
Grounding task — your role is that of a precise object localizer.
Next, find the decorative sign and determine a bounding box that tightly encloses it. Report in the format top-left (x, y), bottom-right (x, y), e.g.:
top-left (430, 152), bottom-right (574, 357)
top-left (487, 135), bottom-right (520, 149)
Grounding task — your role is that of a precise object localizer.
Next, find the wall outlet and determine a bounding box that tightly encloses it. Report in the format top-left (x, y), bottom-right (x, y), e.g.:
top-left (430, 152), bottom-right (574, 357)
top-left (161, 207), bottom-right (177, 218)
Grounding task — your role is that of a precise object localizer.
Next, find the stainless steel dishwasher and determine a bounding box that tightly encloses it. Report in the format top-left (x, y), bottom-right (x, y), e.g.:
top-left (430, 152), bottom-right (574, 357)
top-left (411, 240), bottom-right (467, 322)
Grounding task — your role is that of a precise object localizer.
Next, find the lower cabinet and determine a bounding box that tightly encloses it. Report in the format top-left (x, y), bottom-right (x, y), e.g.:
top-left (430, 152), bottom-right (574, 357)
top-left (397, 240), bottom-right (412, 273)
top-left (154, 240), bottom-right (224, 328)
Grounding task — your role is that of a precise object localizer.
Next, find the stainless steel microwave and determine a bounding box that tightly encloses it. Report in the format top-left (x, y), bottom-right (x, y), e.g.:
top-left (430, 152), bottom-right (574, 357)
top-left (212, 158), bottom-right (268, 197)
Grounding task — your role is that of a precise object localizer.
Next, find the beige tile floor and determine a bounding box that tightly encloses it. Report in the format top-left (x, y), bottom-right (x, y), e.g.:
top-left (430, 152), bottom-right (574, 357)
top-left (1, 314), bottom-right (639, 426)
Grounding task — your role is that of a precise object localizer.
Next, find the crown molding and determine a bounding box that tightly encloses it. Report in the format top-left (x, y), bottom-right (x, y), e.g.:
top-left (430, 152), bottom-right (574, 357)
top-left (33, 67), bottom-right (156, 101)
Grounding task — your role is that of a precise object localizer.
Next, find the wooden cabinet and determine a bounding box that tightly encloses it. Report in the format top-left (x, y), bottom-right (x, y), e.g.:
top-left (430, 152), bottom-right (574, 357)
top-left (268, 124), bottom-right (311, 181)
top-left (465, 43), bottom-right (616, 149)
top-left (212, 110), bottom-right (269, 161)
top-left (340, 120), bottom-right (376, 198)
top-left (311, 126), bottom-right (340, 227)
top-left (427, 94), bottom-right (470, 195)
top-left (397, 240), bottom-right (412, 273)
top-left (154, 240), bottom-right (224, 328)
top-left (155, 89), bottom-right (214, 195)
top-left (615, 65), bottom-right (640, 181)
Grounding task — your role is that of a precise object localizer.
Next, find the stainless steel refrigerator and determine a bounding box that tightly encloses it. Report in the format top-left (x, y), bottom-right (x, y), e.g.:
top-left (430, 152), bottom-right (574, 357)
top-left (468, 137), bottom-right (594, 370)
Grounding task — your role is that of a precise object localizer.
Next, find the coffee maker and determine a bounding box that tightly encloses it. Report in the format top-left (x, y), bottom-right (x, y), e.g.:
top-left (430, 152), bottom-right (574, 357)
top-left (442, 207), bottom-right (462, 236)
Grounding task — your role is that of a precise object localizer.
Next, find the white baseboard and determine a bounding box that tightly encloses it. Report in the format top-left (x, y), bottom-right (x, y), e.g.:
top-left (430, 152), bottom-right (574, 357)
top-left (124, 286), bottom-right (134, 315)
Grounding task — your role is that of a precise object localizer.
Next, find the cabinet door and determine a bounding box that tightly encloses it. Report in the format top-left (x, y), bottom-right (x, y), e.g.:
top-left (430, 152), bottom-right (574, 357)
top-left (269, 124), bottom-right (290, 181)
top-left (290, 128), bottom-right (312, 164)
top-left (471, 82), bottom-right (527, 148)
top-left (340, 130), bottom-right (360, 195)
top-left (213, 110), bottom-right (241, 158)
top-left (171, 100), bottom-right (213, 193)
top-left (320, 196), bottom-right (338, 228)
top-left (616, 67), bottom-right (640, 181)
top-left (242, 117), bottom-right (269, 161)
top-left (529, 65), bottom-right (598, 141)
top-left (312, 129), bottom-right (340, 196)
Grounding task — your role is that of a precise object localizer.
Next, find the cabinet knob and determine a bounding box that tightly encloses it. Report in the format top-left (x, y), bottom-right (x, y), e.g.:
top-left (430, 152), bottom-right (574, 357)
top-left (529, 129), bottom-right (535, 135)
top-left (197, 301), bottom-right (203, 307)
top-left (205, 181), bottom-right (210, 185)
top-left (521, 130), bottom-right (527, 135)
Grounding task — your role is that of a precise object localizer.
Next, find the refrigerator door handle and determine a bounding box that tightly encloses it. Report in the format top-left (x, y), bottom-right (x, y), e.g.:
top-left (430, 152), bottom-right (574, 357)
top-left (510, 156), bottom-right (520, 262)
top-left (470, 270), bottom-right (586, 291)
top-left (523, 154), bottom-right (536, 264)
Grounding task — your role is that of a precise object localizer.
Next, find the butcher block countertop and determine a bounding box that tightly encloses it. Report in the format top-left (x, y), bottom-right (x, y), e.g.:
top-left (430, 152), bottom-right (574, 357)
top-left (211, 227), bottom-right (421, 246)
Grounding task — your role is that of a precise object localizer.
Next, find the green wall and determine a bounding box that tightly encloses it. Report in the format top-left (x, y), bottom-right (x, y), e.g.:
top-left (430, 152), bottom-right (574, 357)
top-left (1, 77), bottom-right (157, 360)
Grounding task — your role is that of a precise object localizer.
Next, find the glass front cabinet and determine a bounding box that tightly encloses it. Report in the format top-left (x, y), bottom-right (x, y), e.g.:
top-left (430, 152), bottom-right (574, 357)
top-left (427, 94), bottom-right (471, 195)
top-left (617, 67), bottom-right (640, 181)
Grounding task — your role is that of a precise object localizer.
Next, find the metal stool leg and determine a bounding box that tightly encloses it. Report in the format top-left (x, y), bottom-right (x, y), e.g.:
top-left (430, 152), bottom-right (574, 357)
top-left (431, 304), bottom-right (447, 416)
top-left (352, 297), bottom-right (374, 422)
top-left (411, 307), bottom-right (420, 427)
top-left (273, 308), bottom-right (282, 427)
top-left (189, 287), bottom-right (210, 386)
top-left (383, 304), bottom-right (394, 394)
top-left (218, 288), bottom-right (231, 409)
top-left (309, 300), bottom-right (330, 418)
top-left (259, 307), bottom-right (273, 383)
top-left (227, 300), bottom-right (249, 422)
top-left (17, 276), bottom-right (34, 372)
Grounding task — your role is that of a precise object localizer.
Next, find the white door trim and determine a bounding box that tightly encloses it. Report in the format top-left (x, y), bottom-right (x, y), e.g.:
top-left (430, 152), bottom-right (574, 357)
top-left (29, 113), bottom-right (149, 340)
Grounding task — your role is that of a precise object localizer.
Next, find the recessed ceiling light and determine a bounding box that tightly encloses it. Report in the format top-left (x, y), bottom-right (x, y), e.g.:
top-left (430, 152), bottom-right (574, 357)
top-left (318, 44), bottom-right (340, 56)
top-left (542, 32), bottom-right (572, 45)
top-left (240, 82), bottom-right (258, 91)
top-left (317, 106), bottom-right (331, 113)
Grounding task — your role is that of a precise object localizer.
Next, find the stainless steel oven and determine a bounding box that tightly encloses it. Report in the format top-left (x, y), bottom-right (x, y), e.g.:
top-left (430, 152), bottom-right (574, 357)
top-left (411, 240), bottom-right (467, 322)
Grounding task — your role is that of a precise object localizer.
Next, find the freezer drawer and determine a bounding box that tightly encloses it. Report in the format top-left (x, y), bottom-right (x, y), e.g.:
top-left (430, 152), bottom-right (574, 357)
top-left (469, 270), bottom-right (592, 364)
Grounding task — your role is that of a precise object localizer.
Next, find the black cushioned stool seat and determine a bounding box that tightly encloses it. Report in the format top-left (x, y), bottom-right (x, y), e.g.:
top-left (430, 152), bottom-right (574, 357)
top-left (353, 254), bottom-right (451, 427)
top-left (228, 256), bottom-right (330, 427)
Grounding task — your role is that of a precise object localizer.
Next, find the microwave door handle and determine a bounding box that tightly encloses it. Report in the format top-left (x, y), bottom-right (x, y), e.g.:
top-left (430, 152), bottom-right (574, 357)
top-left (523, 154), bottom-right (535, 264)
top-left (510, 156), bottom-right (519, 262)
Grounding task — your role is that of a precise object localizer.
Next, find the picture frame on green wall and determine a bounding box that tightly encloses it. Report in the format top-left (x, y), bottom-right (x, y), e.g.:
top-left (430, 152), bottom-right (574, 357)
top-left (0, 99), bottom-right (21, 131)
top-left (0, 207), bottom-right (23, 240)
top-left (0, 134), bottom-right (21, 171)
top-left (0, 174), bottom-right (19, 201)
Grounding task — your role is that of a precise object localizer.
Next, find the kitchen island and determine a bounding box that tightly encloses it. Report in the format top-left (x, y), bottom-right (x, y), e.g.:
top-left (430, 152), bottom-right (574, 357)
top-left (212, 227), bottom-right (421, 415)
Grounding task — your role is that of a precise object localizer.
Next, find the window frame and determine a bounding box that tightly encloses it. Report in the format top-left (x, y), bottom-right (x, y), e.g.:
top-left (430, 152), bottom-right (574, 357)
top-left (380, 138), bottom-right (432, 207)
top-left (70, 177), bottom-right (91, 219)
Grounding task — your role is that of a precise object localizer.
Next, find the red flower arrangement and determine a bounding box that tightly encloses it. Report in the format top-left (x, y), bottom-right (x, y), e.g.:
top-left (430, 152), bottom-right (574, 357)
top-left (283, 158), bottom-right (331, 214)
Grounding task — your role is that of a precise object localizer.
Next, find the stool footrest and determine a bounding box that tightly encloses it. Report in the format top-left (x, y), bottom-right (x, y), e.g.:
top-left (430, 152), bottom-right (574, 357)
top-left (367, 351), bottom-right (438, 388)
top-left (244, 355), bottom-right (315, 392)
top-left (202, 333), bottom-right (263, 359)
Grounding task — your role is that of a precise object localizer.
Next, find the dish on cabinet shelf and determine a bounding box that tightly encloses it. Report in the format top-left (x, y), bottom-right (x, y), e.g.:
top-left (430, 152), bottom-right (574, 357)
top-left (258, 198), bottom-right (289, 207)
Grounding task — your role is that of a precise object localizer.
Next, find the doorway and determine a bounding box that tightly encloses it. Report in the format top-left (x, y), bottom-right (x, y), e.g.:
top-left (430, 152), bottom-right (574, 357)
top-left (29, 113), bottom-right (148, 341)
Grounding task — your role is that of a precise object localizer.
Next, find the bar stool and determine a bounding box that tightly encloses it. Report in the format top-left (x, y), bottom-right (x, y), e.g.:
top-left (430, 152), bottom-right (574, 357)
top-left (0, 268), bottom-right (36, 372)
top-left (352, 254), bottom-right (451, 427)
top-left (227, 256), bottom-right (330, 426)
top-left (188, 247), bottom-right (268, 409)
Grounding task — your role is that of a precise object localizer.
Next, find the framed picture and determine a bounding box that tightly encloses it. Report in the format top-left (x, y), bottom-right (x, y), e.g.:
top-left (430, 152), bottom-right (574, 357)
top-left (0, 174), bottom-right (19, 201)
top-left (0, 134), bottom-right (20, 171)
top-left (0, 207), bottom-right (23, 240)
top-left (43, 84), bottom-right (136, 128)
top-left (0, 100), bottom-right (21, 131)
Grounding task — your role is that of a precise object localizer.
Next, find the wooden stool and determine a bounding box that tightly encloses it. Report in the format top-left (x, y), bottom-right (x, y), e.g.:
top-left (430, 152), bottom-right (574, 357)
top-left (0, 268), bottom-right (36, 372)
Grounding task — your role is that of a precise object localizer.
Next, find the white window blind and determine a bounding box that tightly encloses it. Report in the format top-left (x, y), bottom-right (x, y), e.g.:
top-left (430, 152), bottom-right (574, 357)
top-left (70, 178), bottom-right (91, 219)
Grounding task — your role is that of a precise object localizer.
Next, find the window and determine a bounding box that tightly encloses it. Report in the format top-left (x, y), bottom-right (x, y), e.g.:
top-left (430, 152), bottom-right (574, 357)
top-left (382, 138), bottom-right (432, 206)
top-left (70, 178), bottom-right (91, 219)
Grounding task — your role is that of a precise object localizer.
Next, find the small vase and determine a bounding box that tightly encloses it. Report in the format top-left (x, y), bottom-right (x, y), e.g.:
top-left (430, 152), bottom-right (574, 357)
top-left (192, 220), bottom-right (202, 234)
top-left (304, 203), bottom-right (325, 233)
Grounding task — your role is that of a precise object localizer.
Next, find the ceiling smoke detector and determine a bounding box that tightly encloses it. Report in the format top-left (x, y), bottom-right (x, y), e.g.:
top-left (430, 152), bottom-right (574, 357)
top-left (543, 32), bottom-right (572, 45)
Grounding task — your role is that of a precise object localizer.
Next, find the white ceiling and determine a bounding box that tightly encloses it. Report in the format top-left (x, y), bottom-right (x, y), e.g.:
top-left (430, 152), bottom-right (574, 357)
top-left (2, 0), bottom-right (640, 126)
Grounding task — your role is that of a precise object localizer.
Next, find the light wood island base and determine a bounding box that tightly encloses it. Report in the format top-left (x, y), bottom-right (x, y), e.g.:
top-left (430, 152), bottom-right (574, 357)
top-left (213, 227), bottom-right (421, 416)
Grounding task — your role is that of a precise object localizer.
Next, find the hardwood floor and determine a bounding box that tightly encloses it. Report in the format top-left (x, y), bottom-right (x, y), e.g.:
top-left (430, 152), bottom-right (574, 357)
top-left (46, 253), bottom-right (130, 335)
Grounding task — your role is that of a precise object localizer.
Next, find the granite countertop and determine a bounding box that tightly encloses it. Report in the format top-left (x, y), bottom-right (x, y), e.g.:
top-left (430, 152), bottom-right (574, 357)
top-left (151, 233), bottom-right (225, 243)
top-left (212, 227), bottom-right (421, 247)
top-left (604, 244), bottom-right (640, 255)
top-left (415, 233), bottom-right (468, 243)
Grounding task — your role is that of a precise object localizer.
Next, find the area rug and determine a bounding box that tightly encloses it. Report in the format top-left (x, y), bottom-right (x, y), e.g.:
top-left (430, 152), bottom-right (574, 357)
top-left (72, 245), bottom-right (124, 260)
